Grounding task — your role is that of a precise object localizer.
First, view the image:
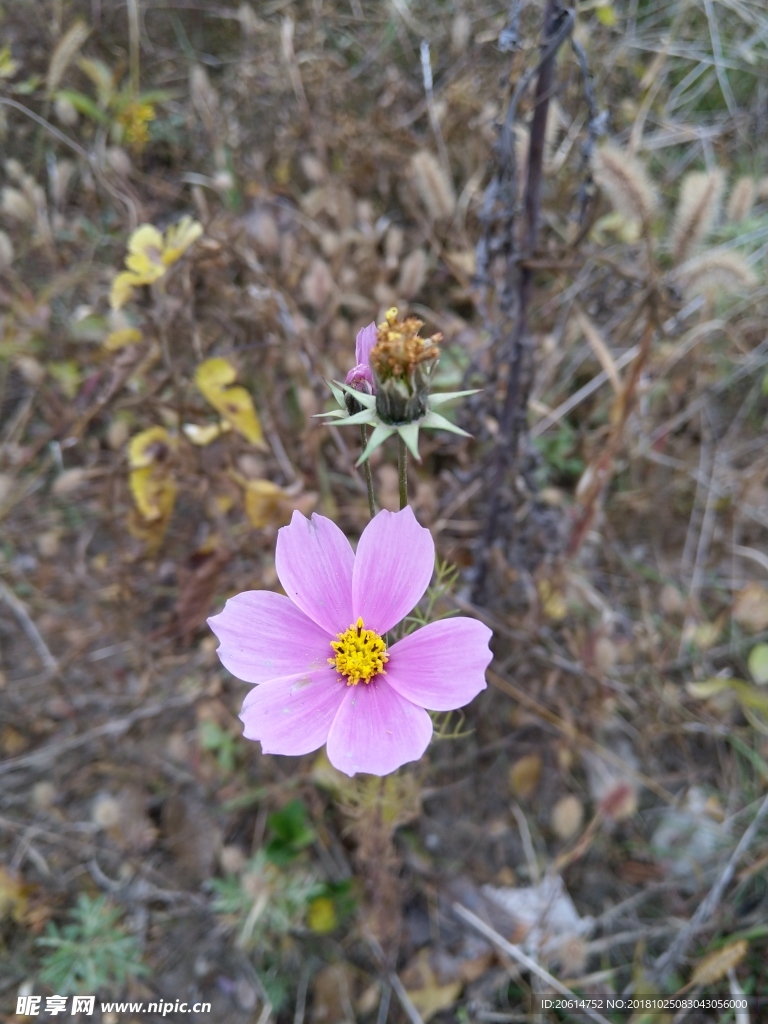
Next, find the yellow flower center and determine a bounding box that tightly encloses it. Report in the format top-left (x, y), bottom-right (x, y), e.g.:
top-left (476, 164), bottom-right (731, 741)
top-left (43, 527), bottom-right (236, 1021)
top-left (329, 616), bottom-right (388, 685)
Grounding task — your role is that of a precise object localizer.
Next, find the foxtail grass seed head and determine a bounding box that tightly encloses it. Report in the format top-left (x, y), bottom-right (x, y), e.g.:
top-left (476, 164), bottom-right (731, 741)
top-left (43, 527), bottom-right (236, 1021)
top-left (726, 176), bottom-right (756, 224)
top-left (670, 169), bottom-right (724, 265)
top-left (370, 307), bottom-right (442, 426)
top-left (592, 144), bottom-right (658, 228)
top-left (410, 150), bottom-right (456, 221)
top-left (675, 251), bottom-right (758, 300)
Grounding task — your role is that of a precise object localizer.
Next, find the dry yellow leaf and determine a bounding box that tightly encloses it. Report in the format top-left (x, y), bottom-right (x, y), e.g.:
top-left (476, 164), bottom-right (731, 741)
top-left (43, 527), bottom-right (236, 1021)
top-left (128, 426), bottom-right (175, 469)
top-left (243, 479), bottom-right (292, 529)
top-left (195, 357), bottom-right (264, 446)
top-left (551, 795), bottom-right (585, 840)
top-left (733, 582), bottom-right (768, 633)
top-left (127, 505), bottom-right (173, 555)
top-left (690, 940), bottom-right (748, 988)
top-left (129, 466), bottom-right (176, 522)
top-left (110, 218), bottom-right (203, 309)
top-left (538, 577), bottom-right (568, 621)
top-left (0, 866), bottom-right (29, 924)
top-left (104, 327), bottom-right (143, 351)
top-left (401, 948), bottom-right (462, 1023)
top-left (182, 421), bottom-right (231, 446)
top-left (509, 753), bottom-right (542, 799)
top-left (126, 426), bottom-right (177, 551)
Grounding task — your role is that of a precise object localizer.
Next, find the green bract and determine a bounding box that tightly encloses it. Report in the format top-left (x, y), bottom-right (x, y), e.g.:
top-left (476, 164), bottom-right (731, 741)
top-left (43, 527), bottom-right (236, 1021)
top-left (318, 380), bottom-right (479, 465)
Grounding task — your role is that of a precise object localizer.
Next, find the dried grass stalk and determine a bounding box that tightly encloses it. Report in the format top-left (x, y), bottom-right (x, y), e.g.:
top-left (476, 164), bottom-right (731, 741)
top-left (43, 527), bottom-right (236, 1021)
top-left (410, 150), bottom-right (456, 221)
top-left (669, 170), bottom-right (724, 265)
top-left (689, 940), bottom-right (748, 988)
top-left (675, 251), bottom-right (758, 299)
top-left (1, 187), bottom-right (36, 222)
top-left (47, 20), bottom-right (90, 95)
top-left (0, 230), bottom-right (13, 268)
top-left (592, 144), bottom-right (657, 227)
top-left (726, 176), bottom-right (756, 223)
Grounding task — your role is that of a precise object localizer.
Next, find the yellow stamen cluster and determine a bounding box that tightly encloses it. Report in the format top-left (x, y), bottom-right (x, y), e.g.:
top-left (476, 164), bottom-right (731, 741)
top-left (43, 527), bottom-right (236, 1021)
top-left (370, 307), bottom-right (441, 383)
top-left (329, 616), bottom-right (388, 685)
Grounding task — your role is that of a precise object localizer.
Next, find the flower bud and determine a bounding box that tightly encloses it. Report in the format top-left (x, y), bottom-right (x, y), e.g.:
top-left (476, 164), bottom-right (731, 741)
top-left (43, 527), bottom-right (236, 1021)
top-left (344, 322), bottom-right (377, 414)
top-left (344, 363), bottom-right (374, 414)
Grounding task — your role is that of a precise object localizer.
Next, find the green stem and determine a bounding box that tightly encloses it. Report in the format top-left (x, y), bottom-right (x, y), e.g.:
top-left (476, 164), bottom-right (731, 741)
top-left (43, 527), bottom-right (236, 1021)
top-left (360, 426), bottom-right (376, 519)
top-left (127, 0), bottom-right (141, 95)
top-left (397, 434), bottom-right (408, 510)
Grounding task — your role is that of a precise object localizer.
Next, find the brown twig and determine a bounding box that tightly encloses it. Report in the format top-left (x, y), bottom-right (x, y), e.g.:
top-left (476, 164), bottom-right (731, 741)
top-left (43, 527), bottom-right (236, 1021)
top-left (453, 902), bottom-right (614, 1024)
top-left (0, 579), bottom-right (58, 673)
top-left (474, 0), bottom-right (575, 602)
top-left (651, 790), bottom-right (768, 985)
top-left (565, 313), bottom-right (656, 560)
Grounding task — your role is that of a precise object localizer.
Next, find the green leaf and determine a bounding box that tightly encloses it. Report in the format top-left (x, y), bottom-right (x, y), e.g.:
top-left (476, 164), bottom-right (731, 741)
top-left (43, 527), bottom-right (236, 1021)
top-left (76, 57), bottom-right (114, 106)
top-left (55, 89), bottom-right (110, 125)
top-left (748, 643), bottom-right (768, 685)
top-left (265, 799), bottom-right (315, 864)
top-left (596, 4), bottom-right (617, 26)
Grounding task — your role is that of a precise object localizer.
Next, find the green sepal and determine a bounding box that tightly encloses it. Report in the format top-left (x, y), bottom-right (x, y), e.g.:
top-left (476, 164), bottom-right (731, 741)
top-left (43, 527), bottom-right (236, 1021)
top-left (427, 389), bottom-right (481, 408)
top-left (357, 422), bottom-right (395, 465)
top-left (337, 382), bottom-right (377, 409)
top-left (324, 379), bottom-right (347, 408)
top-left (314, 409), bottom-right (348, 420)
top-left (421, 410), bottom-right (473, 437)
top-left (327, 408), bottom-right (378, 428)
top-left (396, 421), bottom-right (422, 462)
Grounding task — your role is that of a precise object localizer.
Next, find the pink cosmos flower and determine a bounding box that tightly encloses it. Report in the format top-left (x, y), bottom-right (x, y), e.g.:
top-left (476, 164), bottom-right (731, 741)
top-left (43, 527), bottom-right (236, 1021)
top-left (344, 321), bottom-right (377, 394)
top-left (208, 506), bottom-right (492, 776)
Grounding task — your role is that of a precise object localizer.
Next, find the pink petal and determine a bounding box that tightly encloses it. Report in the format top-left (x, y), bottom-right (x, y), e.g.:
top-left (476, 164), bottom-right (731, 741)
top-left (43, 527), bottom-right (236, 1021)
top-left (385, 618), bottom-right (492, 710)
top-left (275, 511), bottom-right (354, 635)
top-left (240, 667), bottom-right (345, 756)
top-left (325, 678), bottom-right (433, 776)
top-left (345, 363), bottom-right (375, 392)
top-left (355, 322), bottom-right (377, 367)
top-left (352, 507), bottom-right (434, 633)
top-left (208, 591), bottom-right (332, 684)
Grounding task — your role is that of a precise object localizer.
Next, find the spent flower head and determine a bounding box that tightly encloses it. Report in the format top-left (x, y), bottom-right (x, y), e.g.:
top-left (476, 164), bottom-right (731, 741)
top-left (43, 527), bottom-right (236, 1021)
top-left (208, 506), bottom-right (492, 776)
top-left (320, 307), bottom-right (478, 464)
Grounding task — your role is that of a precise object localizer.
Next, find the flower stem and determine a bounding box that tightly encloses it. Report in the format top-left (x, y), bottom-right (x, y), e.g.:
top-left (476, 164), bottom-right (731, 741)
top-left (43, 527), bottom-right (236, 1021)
top-left (360, 426), bottom-right (376, 519)
top-left (398, 435), bottom-right (408, 510)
